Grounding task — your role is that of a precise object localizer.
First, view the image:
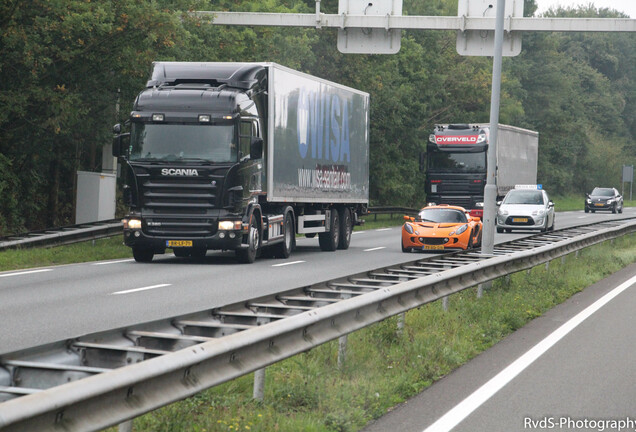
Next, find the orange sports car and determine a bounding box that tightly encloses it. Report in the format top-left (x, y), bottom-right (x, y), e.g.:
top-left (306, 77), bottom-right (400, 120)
top-left (401, 205), bottom-right (483, 252)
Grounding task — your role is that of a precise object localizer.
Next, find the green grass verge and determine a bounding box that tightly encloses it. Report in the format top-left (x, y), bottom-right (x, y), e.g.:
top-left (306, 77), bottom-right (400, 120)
top-left (105, 233), bottom-right (636, 432)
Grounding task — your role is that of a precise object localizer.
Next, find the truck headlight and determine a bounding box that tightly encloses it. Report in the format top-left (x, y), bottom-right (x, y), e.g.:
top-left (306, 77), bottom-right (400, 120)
top-left (124, 218), bottom-right (142, 230)
top-left (219, 221), bottom-right (242, 230)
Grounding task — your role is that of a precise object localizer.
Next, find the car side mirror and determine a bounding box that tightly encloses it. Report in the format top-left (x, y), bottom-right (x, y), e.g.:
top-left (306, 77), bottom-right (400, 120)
top-left (403, 215), bottom-right (415, 222)
top-left (472, 217), bottom-right (481, 222)
top-left (250, 137), bottom-right (263, 159)
top-left (548, 201), bottom-right (554, 208)
top-left (496, 201), bottom-right (502, 206)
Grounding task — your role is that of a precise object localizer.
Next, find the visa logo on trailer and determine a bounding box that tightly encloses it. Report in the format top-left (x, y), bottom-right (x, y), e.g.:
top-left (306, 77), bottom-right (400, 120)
top-left (161, 168), bottom-right (199, 176)
top-left (297, 89), bottom-right (351, 163)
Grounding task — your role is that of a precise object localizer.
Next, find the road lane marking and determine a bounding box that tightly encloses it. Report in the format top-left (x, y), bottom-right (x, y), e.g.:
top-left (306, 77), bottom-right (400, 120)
top-left (375, 228), bottom-right (393, 232)
top-left (92, 259), bottom-right (135, 265)
top-left (272, 261), bottom-right (305, 267)
top-left (111, 284), bottom-right (171, 295)
top-left (0, 269), bottom-right (53, 278)
top-left (423, 274), bottom-right (636, 432)
top-left (364, 247), bottom-right (386, 252)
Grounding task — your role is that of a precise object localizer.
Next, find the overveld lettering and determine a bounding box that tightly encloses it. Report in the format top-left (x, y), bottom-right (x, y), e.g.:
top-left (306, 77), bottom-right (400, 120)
top-left (297, 88), bottom-right (350, 163)
top-left (161, 168), bottom-right (199, 176)
top-left (435, 135), bottom-right (479, 145)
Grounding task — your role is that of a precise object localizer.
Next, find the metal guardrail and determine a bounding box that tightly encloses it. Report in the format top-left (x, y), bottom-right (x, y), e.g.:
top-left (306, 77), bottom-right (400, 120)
top-left (0, 218), bottom-right (634, 431)
top-left (367, 206), bottom-right (419, 220)
top-left (0, 220), bottom-right (124, 251)
top-left (0, 207), bottom-right (418, 251)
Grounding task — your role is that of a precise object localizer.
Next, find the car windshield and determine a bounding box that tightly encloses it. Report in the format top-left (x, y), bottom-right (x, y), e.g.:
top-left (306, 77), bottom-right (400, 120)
top-left (591, 188), bottom-right (614, 197)
top-left (418, 209), bottom-right (467, 223)
top-left (130, 123), bottom-right (237, 163)
top-left (503, 190), bottom-right (544, 205)
top-left (427, 151), bottom-right (486, 173)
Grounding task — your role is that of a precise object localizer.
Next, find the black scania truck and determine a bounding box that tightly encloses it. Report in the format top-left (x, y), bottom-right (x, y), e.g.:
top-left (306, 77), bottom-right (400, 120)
top-left (113, 62), bottom-right (370, 263)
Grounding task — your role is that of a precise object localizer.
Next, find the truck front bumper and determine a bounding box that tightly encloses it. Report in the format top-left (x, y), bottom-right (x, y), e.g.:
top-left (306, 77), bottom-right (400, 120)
top-left (123, 228), bottom-right (246, 251)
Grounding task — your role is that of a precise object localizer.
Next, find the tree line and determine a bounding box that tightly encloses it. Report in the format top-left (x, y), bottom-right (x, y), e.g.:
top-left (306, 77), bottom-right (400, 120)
top-left (0, 0), bottom-right (634, 235)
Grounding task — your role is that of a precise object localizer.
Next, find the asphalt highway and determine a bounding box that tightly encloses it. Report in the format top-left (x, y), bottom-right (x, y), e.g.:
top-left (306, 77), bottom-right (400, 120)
top-left (363, 209), bottom-right (636, 432)
top-left (0, 209), bottom-right (633, 356)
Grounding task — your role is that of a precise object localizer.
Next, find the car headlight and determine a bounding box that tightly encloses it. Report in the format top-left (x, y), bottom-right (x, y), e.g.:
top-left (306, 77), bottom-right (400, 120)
top-left (451, 224), bottom-right (468, 236)
top-left (124, 218), bottom-right (142, 230)
top-left (474, 202), bottom-right (484, 208)
top-left (607, 199), bottom-right (614, 204)
top-left (498, 209), bottom-right (509, 216)
top-left (404, 223), bottom-right (414, 234)
top-left (586, 199), bottom-right (591, 204)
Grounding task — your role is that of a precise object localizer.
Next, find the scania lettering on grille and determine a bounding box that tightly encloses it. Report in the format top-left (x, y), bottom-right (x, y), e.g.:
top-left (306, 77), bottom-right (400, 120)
top-left (161, 168), bottom-right (199, 176)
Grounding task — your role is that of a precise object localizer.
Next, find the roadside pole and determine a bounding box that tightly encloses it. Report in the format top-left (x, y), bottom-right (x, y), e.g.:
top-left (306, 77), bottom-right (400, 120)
top-left (481, 0), bottom-right (506, 257)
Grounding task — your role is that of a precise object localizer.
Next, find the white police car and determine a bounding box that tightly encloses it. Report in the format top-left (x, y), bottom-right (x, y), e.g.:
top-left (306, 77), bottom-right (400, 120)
top-left (496, 185), bottom-right (555, 233)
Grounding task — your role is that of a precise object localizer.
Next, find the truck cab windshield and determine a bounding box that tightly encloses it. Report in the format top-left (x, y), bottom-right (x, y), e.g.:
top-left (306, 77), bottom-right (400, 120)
top-left (129, 123), bottom-right (236, 163)
top-left (428, 152), bottom-right (486, 173)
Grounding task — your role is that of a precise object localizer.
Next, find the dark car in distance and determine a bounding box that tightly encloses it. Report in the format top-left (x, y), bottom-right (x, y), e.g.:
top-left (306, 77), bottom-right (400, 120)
top-left (585, 187), bottom-right (623, 213)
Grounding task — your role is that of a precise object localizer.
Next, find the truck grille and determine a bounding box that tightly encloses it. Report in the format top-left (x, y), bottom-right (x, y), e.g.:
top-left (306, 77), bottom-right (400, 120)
top-left (141, 177), bottom-right (219, 211)
top-left (134, 166), bottom-right (228, 238)
top-left (437, 196), bottom-right (473, 208)
top-left (144, 217), bottom-right (217, 237)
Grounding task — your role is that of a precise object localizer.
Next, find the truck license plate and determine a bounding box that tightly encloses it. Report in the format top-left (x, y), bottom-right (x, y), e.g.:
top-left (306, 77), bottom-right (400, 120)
top-left (423, 245), bottom-right (444, 250)
top-left (512, 217), bottom-right (528, 223)
top-left (166, 240), bottom-right (193, 247)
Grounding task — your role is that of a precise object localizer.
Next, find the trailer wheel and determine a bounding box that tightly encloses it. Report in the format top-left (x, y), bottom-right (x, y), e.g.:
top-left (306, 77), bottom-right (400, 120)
top-left (273, 212), bottom-right (294, 258)
top-left (236, 216), bottom-right (260, 263)
top-left (319, 210), bottom-right (340, 251)
top-left (337, 208), bottom-right (353, 250)
top-left (133, 247), bottom-right (154, 263)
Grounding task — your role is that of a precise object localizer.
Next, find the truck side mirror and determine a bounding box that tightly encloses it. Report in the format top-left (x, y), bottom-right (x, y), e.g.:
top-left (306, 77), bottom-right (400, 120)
top-left (250, 137), bottom-right (263, 159)
top-left (112, 124), bottom-right (130, 158)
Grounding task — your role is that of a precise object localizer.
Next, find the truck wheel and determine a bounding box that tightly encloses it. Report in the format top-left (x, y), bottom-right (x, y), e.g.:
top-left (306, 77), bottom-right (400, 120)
top-left (337, 208), bottom-right (353, 250)
top-left (273, 212), bottom-right (294, 258)
top-left (133, 247), bottom-right (154, 263)
top-left (319, 210), bottom-right (340, 252)
top-left (236, 217), bottom-right (260, 263)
